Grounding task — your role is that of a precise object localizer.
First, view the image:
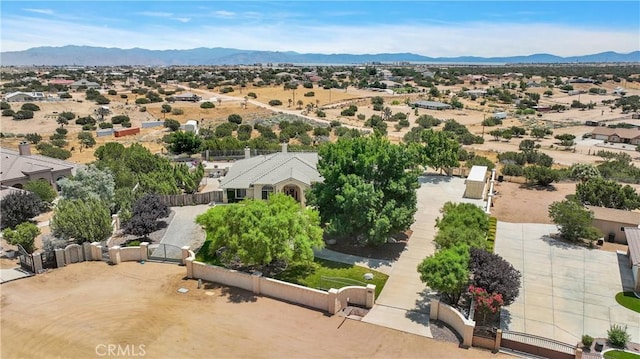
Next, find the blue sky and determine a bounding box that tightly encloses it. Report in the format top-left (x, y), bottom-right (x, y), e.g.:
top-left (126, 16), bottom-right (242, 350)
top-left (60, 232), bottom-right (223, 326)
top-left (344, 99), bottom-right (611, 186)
top-left (1, 1), bottom-right (638, 57)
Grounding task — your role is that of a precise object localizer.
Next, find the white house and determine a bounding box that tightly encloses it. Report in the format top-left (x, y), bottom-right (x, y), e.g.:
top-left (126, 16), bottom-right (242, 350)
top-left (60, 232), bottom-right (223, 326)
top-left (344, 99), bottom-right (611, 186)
top-left (3, 91), bottom-right (46, 102)
top-left (70, 79), bottom-right (100, 90)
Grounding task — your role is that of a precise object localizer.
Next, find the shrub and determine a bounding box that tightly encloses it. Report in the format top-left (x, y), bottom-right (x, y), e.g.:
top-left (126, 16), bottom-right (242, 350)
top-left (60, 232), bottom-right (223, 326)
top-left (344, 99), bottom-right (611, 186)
top-left (139, 106), bottom-right (146, 112)
top-left (582, 334), bottom-right (594, 348)
top-left (316, 110), bottom-right (326, 117)
top-left (304, 91), bottom-right (315, 97)
top-left (13, 110), bottom-right (34, 120)
top-left (200, 101), bottom-right (215, 109)
top-left (502, 164), bottom-right (524, 177)
top-left (247, 92), bottom-right (257, 99)
top-left (220, 86), bottom-right (234, 94)
top-left (2, 109), bottom-right (15, 117)
top-left (55, 128), bottom-right (68, 135)
top-left (1, 101), bottom-right (10, 110)
top-left (171, 108), bottom-right (184, 115)
top-left (120, 94), bottom-right (128, 99)
top-left (25, 133), bottom-right (42, 144)
top-left (164, 119), bottom-right (181, 131)
top-left (21, 103), bottom-right (40, 111)
top-left (108, 89), bottom-right (117, 95)
top-left (330, 120), bottom-right (341, 127)
top-left (99, 122), bottom-right (113, 129)
top-left (228, 114), bottom-right (243, 124)
top-left (607, 324), bottom-right (630, 348)
top-left (59, 92), bottom-right (72, 99)
top-left (111, 115), bottom-right (130, 124)
top-left (82, 124), bottom-right (97, 131)
top-left (268, 99), bottom-right (282, 106)
top-left (75, 116), bottom-right (96, 126)
top-left (121, 121), bottom-right (132, 128)
top-left (135, 98), bottom-right (150, 104)
top-left (340, 105), bottom-right (357, 116)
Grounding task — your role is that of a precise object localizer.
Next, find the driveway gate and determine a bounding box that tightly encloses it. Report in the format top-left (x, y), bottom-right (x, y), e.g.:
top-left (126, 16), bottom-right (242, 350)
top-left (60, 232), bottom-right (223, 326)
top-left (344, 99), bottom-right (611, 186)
top-left (148, 243), bottom-right (183, 263)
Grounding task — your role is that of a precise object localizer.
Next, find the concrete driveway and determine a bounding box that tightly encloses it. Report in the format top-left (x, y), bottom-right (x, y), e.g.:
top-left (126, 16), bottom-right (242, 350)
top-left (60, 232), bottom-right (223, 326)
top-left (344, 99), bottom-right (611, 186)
top-left (151, 205), bottom-right (210, 259)
top-left (496, 221), bottom-right (640, 344)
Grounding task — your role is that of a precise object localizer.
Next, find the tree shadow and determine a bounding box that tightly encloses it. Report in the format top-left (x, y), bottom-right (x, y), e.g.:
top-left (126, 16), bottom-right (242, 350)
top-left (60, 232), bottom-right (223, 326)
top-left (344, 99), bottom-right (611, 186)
top-left (519, 183), bottom-right (558, 192)
top-left (220, 286), bottom-right (258, 303)
top-left (405, 288), bottom-right (436, 325)
top-left (617, 252), bottom-right (636, 292)
top-left (419, 175), bottom-right (453, 185)
top-left (499, 307), bottom-right (513, 330)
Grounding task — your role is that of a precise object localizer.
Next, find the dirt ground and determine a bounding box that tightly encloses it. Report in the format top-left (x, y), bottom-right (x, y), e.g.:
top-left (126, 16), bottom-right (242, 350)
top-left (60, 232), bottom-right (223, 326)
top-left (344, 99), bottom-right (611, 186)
top-left (490, 181), bottom-right (576, 224)
top-left (0, 262), bottom-right (506, 359)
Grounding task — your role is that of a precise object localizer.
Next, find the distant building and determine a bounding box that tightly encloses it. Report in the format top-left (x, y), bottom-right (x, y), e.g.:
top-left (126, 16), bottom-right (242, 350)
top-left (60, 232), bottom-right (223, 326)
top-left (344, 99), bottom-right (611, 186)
top-left (411, 100), bottom-right (452, 110)
top-left (70, 79), bottom-right (100, 90)
top-left (3, 91), bottom-right (46, 102)
top-left (0, 142), bottom-right (76, 190)
top-left (590, 127), bottom-right (640, 144)
top-left (172, 92), bottom-right (201, 102)
top-left (587, 206), bottom-right (640, 244)
top-left (465, 89), bottom-right (487, 97)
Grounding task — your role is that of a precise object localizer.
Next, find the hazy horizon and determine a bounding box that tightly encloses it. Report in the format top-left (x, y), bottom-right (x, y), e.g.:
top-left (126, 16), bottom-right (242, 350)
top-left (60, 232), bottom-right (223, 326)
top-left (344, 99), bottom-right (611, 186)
top-left (1, 1), bottom-right (639, 57)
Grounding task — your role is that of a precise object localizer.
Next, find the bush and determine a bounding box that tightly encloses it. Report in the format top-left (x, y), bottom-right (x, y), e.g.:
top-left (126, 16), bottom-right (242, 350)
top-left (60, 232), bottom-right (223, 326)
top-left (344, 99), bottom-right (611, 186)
top-left (582, 334), bottom-right (594, 348)
top-left (121, 121), bottom-right (132, 128)
top-left (25, 133), bottom-right (42, 144)
top-left (220, 86), bottom-right (234, 94)
top-left (164, 119), bottom-right (181, 131)
top-left (268, 99), bottom-right (282, 106)
top-left (304, 91), bottom-right (315, 97)
top-left (99, 122), bottom-right (113, 129)
top-left (75, 116), bottom-right (96, 126)
top-left (316, 110), bottom-right (326, 117)
top-left (82, 124), bottom-right (97, 131)
top-left (107, 90), bottom-right (117, 95)
top-left (340, 105), bottom-right (358, 116)
top-left (135, 98), bottom-right (150, 105)
top-left (13, 110), bottom-right (34, 120)
top-left (139, 106), bottom-right (146, 112)
top-left (21, 103), bottom-right (40, 111)
top-left (171, 108), bottom-right (184, 115)
top-left (1, 101), bottom-right (11, 110)
top-left (228, 114), bottom-right (243, 124)
top-left (200, 101), bottom-right (215, 109)
top-left (2, 109), bottom-right (15, 117)
top-left (120, 94), bottom-right (128, 99)
top-left (247, 92), bottom-right (257, 99)
top-left (111, 115), bottom-right (130, 124)
top-left (59, 92), bottom-right (72, 99)
top-left (502, 164), bottom-right (524, 176)
top-left (607, 324), bottom-right (630, 348)
top-left (55, 128), bottom-right (68, 135)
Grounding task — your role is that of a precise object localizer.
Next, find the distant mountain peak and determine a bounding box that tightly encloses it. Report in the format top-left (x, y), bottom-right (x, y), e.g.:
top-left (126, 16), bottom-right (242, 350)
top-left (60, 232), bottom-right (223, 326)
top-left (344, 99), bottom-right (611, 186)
top-left (1, 46), bottom-right (638, 66)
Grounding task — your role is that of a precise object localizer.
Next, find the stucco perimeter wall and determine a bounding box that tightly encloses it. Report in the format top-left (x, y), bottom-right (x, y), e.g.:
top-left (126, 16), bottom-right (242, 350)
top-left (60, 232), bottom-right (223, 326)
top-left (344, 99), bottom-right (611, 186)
top-left (430, 299), bottom-right (475, 348)
top-left (119, 247), bottom-right (143, 262)
top-left (260, 277), bottom-right (329, 312)
top-left (191, 261), bottom-right (253, 292)
top-left (185, 256), bottom-right (374, 315)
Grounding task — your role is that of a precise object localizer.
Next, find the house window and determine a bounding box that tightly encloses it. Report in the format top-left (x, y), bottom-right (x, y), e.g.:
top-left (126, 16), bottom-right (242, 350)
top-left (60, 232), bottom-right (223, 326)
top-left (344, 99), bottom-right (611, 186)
top-left (261, 185), bottom-right (274, 200)
top-left (235, 189), bottom-right (246, 199)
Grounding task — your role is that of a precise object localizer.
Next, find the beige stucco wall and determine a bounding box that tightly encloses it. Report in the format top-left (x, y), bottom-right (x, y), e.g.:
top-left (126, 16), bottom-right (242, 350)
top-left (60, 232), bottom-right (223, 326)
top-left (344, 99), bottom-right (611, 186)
top-left (592, 219), bottom-right (636, 244)
top-left (430, 299), bottom-right (475, 348)
top-left (191, 261), bottom-right (254, 292)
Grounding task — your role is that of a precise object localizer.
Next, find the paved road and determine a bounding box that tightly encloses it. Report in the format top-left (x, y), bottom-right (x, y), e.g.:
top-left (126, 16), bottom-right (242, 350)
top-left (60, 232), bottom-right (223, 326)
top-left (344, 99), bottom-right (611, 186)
top-left (151, 205), bottom-right (210, 259)
top-left (362, 175), bottom-right (485, 338)
top-left (496, 221), bottom-right (640, 344)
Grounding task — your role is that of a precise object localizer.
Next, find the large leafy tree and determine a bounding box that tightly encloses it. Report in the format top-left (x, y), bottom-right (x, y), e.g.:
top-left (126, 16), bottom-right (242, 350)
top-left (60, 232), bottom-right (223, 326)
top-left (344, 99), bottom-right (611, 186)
top-left (24, 179), bottom-right (57, 203)
top-left (469, 248), bottom-right (521, 306)
top-left (122, 194), bottom-right (170, 239)
top-left (548, 199), bottom-right (601, 243)
top-left (417, 245), bottom-right (470, 305)
top-left (524, 165), bottom-right (559, 186)
top-left (196, 193), bottom-right (323, 268)
top-left (415, 129), bottom-right (460, 174)
top-left (57, 165), bottom-right (116, 210)
top-left (310, 136), bottom-right (419, 246)
top-left (51, 198), bottom-right (112, 243)
top-left (0, 192), bottom-right (45, 229)
top-left (167, 131), bottom-right (202, 155)
top-left (570, 163), bottom-right (600, 183)
top-left (2, 222), bottom-right (40, 253)
top-left (576, 177), bottom-right (640, 210)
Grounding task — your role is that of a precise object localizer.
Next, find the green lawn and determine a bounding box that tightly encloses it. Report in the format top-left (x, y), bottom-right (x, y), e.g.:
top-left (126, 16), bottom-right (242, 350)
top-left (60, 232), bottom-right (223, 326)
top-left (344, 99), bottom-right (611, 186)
top-left (604, 350), bottom-right (640, 359)
top-left (615, 292), bottom-right (640, 313)
top-left (195, 240), bottom-right (388, 297)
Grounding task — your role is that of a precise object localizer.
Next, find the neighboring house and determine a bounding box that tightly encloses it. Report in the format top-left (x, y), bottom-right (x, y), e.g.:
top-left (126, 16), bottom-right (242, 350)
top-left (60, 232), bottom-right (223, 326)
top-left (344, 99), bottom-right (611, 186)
top-left (219, 144), bottom-right (322, 206)
top-left (465, 89), bottom-right (487, 97)
top-left (626, 227), bottom-right (640, 291)
top-left (3, 91), bottom-right (46, 102)
top-left (587, 205), bottom-right (640, 244)
top-left (70, 79), bottom-right (100, 90)
top-left (173, 92), bottom-right (201, 102)
top-left (411, 101), bottom-right (452, 110)
top-left (590, 127), bottom-right (640, 145)
top-left (0, 142), bottom-right (76, 190)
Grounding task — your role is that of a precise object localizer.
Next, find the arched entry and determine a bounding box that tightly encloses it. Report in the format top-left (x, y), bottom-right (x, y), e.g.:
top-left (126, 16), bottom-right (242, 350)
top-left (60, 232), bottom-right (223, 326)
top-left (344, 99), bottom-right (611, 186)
top-left (283, 184), bottom-right (300, 202)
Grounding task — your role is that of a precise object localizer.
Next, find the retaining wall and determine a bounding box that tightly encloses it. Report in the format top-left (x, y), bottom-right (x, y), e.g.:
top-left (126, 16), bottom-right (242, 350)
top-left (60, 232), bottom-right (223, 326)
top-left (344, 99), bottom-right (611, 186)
top-left (430, 299), bottom-right (475, 348)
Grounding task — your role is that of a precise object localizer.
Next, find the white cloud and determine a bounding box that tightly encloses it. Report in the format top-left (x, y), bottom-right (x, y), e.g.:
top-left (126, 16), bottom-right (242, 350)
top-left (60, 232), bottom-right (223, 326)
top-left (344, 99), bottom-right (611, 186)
top-left (136, 11), bottom-right (173, 18)
top-left (23, 8), bottom-right (54, 15)
top-left (214, 10), bottom-right (235, 17)
top-left (174, 18), bottom-right (191, 23)
top-left (1, 15), bottom-right (638, 58)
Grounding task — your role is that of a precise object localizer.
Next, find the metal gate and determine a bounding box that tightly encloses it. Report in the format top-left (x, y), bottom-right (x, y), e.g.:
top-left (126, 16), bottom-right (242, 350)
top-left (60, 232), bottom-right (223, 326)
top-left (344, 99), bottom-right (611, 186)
top-left (41, 249), bottom-right (57, 269)
top-left (17, 244), bottom-right (35, 273)
top-left (148, 243), bottom-right (183, 263)
top-left (100, 241), bottom-right (110, 261)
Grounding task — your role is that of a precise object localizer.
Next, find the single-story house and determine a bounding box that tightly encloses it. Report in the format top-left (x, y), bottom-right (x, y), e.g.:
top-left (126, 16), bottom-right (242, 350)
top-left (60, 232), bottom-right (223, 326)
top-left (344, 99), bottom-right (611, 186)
top-left (493, 112), bottom-right (508, 120)
top-left (173, 92), bottom-right (201, 102)
top-left (587, 205), bottom-right (640, 244)
top-left (3, 91), bottom-right (46, 102)
top-left (70, 79), bottom-right (100, 90)
top-left (590, 127), bottom-right (640, 145)
top-left (219, 143), bottom-right (322, 206)
top-left (463, 166), bottom-right (488, 199)
top-left (0, 142), bottom-right (76, 191)
top-left (411, 101), bottom-right (452, 110)
top-left (465, 89), bottom-right (487, 97)
top-left (626, 227), bottom-right (640, 291)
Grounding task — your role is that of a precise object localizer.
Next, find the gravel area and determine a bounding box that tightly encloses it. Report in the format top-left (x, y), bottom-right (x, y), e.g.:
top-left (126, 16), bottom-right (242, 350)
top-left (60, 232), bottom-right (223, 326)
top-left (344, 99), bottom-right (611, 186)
top-left (430, 320), bottom-right (462, 344)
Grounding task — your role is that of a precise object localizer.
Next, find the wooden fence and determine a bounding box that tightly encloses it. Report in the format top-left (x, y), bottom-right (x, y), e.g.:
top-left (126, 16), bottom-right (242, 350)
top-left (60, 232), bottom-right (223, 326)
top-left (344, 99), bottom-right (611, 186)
top-left (158, 191), bottom-right (223, 206)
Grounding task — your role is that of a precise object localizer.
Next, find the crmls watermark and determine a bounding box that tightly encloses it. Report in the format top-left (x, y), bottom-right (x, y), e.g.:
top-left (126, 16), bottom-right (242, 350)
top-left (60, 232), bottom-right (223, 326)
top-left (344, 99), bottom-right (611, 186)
top-left (95, 344), bottom-right (146, 357)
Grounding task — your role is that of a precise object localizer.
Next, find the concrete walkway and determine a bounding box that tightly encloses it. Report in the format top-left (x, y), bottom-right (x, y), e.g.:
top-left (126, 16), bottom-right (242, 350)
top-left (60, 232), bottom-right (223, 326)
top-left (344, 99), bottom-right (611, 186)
top-left (0, 267), bottom-right (33, 283)
top-left (362, 175), bottom-right (485, 338)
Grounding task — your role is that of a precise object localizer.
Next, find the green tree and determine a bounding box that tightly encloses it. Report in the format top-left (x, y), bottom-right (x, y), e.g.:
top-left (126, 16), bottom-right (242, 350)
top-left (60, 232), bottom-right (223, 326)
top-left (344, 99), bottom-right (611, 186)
top-left (570, 163), bottom-right (600, 183)
top-left (228, 114), bottom-right (243, 124)
top-left (24, 179), bottom-right (57, 203)
top-left (167, 131), bottom-right (202, 155)
top-left (417, 129), bottom-right (460, 174)
top-left (554, 134), bottom-right (576, 149)
top-left (78, 131), bottom-right (96, 148)
top-left (21, 103), bottom-right (40, 111)
top-left (0, 192), bottom-right (44, 229)
top-left (530, 127), bottom-right (552, 140)
top-left (163, 118), bottom-right (181, 131)
top-left (548, 199), bottom-right (601, 243)
top-left (51, 198), bottom-right (113, 243)
top-left (200, 101), bottom-right (215, 109)
top-left (196, 193), bottom-right (323, 268)
top-left (519, 139), bottom-right (536, 151)
top-left (524, 165), bottom-right (559, 186)
top-left (161, 103), bottom-right (172, 116)
top-left (576, 177), bottom-right (640, 210)
top-left (417, 245), bottom-right (470, 304)
top-left (2, 222), bottom-right (40, 253)
top-left (310, 136), bottom-right (419, 246)
top-left (122, 194), bottom-right (170, 239)
top-left (57, 165), bottom-right (116, 211)
top-left (434, 202), bottom-right (489, 250)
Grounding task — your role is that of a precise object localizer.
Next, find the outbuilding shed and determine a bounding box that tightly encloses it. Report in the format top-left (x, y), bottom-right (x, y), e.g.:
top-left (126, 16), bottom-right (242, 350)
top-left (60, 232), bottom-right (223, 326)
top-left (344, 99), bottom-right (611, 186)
top-left (463, 165), bottom-right (488, 199)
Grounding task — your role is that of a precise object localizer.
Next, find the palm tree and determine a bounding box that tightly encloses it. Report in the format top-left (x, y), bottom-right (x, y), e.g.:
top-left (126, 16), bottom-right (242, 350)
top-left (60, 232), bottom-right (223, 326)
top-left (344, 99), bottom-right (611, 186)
top-left (382, 107), bottom-right (392, 121)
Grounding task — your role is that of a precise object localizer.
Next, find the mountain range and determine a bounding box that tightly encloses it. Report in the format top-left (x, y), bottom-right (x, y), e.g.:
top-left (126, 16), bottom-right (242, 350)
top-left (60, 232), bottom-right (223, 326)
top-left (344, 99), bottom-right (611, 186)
top-left (1, 46), bottom-right (639, 66)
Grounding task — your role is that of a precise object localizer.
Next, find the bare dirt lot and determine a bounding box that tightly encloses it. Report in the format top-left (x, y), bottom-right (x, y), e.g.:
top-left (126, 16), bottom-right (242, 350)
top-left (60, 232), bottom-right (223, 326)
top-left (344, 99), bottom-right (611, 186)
top-left (0, 262), bottom-right (505, 359)
top-left (490, 181), bottom-right (576, 223)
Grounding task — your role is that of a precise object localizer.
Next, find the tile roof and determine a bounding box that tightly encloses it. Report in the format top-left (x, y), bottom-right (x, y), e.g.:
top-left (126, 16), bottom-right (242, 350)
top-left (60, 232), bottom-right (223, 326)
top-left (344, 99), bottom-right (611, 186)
top-left (591, 127), bottom-right (640, 139)
top-left (220, 152), bottom-right (322, 189)
top-left (587, 205), bottom-right (640, 225)
top-left (0, 147), bottom-right (75, 183)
